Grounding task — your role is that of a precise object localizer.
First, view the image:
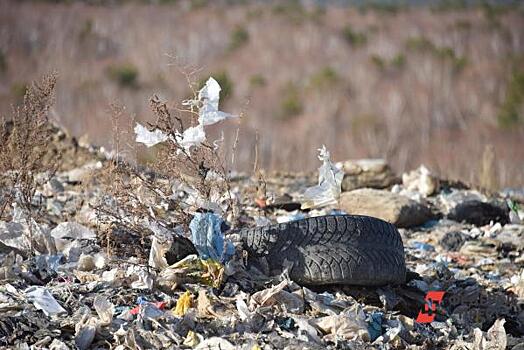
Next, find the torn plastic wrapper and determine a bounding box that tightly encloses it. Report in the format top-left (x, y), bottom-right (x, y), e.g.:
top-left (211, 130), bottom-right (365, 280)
top-left (183, 330), bottom-right (202, 347)
top-left (173, 291), bottom-right (192, 317)
top-left (158, 254), bottom-right (224, 289)
top-left (176, 77), bottom-right (237, 153)
top-left (94, 295), bottom-right (114, 326)
top-left (195, 337), bottom-right (235, 350)
top-left (301, 145), bottom-right (343, 209)
top-left (134, 123), bottom-right (169, 148)
top-left (1, 205), bottom-right (57, 256)
top-left (189, 213), bottom-right (234, 263)
top-left (127, 265), bottom-right (154, 290)
top-left (175, 124), bottom-right (206, 155)
top-left (171, 181), bottom-right (223, 214)
top-left (75, 309), bottom-right (97, 350)
top-left (148, 223), bottom-right (173, 270)
top-left (197, 77), bottom-right (238, 126)
top-left (50, 222), bottom-right (97, 263)
top-left (311, 304), bottom-right (369, 342)
top-left (25, 286), bottom-right (67, 316)
top-left (250, 280), bottom-right (304, 313)
top-left (473, 318), bottom-right (507, 350)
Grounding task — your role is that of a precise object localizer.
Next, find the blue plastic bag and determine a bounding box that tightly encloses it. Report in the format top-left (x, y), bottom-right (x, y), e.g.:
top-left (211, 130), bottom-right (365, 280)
top-left (189, 213), bottom-right (234, 262)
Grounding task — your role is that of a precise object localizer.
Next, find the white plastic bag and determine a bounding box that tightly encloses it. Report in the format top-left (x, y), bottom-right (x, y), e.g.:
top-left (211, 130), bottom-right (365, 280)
top-left (301, 146), bottom-right (343, 209)
top-left (134, 123), bottom-right (168, 147)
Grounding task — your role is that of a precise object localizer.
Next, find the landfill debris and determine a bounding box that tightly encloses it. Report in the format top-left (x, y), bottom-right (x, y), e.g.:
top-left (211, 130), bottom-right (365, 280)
top-left (0, 124), bottom-right (523, 349)
top-left (148, 227), bottom-right (173, 270)
top-left (134, 122), bottom-right (169, 147)
top-left (402, 165), bottom-right (440, 197)
top-left (173, 291), bottom-right (192, 316)
top-left (300, 145), bottom-right (343, 209)
top-left (189, 212), bottom-right (234, 262)
top-left (135, 77), bottom-right (237, 153)
top-left (25, 286), bottom-right (67, 316)
top-left (195, 77), bottom-right (238, 126)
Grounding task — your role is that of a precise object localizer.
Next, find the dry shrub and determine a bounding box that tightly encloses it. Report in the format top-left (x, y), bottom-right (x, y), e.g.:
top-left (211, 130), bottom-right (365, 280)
top-left (94, 79), bottom-right (236, 260)
top-left (0, 73), bottom-right (60, 220)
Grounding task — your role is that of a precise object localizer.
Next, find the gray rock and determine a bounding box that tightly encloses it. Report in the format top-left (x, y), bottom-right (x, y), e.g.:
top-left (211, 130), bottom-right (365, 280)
top-left (447, 200), bottom-right (509, 226)
top-left (338, 188), bottom-right (433, 228)
top-left (337, 159), bottom-right (399, 192)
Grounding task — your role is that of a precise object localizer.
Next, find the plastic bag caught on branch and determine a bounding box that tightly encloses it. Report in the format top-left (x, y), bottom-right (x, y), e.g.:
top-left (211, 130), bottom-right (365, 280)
top-left (196, 77), bottom-right (237, 126)
top-left (134, 123), bottom-right (169, 148)
top-left (134, 76), bottom-right (238, 152)
top-left (301, 146), bottom-right (343, 209)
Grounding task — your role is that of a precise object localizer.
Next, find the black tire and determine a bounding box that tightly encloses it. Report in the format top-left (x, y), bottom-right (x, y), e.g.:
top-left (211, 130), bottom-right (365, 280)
top-left (237, 215), bottom-right (406, 286)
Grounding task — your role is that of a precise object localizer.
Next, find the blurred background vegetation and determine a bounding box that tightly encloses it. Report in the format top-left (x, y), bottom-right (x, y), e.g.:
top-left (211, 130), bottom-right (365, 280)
top-left (1, 0), bottom-right (523, 187)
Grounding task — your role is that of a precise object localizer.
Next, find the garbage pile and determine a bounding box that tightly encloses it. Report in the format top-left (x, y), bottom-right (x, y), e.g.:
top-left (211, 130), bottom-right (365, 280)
top-left (0, 137), bottom-right (523, 350)
top-left (0, 77), bottom-right (522, 349)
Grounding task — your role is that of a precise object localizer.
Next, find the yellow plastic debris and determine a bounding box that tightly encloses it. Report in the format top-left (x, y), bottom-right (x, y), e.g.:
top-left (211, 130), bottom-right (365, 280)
top-left (170, 255), bottom-right (224, 288)
top-left (173, 291), bottom-right (192, 316)
top-left (201, 259), bottom-right (224, 288)
top-left (251, 344), bottom-right (262, 350)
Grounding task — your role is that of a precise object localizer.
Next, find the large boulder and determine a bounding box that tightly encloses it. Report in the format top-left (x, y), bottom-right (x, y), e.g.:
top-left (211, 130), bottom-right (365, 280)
top-left (337, 159), bottom-right (399, 192)
top-left (338, 188), bottom-right (433, 228)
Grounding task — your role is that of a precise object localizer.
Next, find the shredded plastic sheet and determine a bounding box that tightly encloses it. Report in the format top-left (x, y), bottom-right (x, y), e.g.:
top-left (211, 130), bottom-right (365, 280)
top-left (312, 304), bottom-right (369, 342)
top-left (250, 280), bottom-right (304, 313)
top-left (158, 254), bottom-right (224, 289)
top-left (174, 124), bottom-right (206, 154)
top-left (75, 313), bottom-right (97, 350)
top-left (189, 213), bottom-right (234, 262)
top-left (197, 77), bottom-right (237, 126)
top-left (148, 223), bottom-right (173, 270)
top-left (25, 286), bottom-right (67, 316)
top-left (135, 77), bottom-right (237, 153)
top-left (134, 123), bottom-right (169, 148)
top-left (301, 145), bottom-right (344, 209)
top-left (93, 295), bottom-right (114, 326)
top-left (477, 319), bottom-right (507, 350)
top-left (183, 330), bottom-right (202, 347)
top-left (2, 205), bottom-right (58, 255)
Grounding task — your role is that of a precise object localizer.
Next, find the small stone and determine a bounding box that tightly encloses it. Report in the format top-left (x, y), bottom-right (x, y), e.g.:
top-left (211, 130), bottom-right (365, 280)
top-left (77, 254), bottom-right (95, 271)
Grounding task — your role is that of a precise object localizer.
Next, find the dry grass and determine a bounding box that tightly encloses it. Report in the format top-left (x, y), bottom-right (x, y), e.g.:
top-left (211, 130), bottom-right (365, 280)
top-left (0, 73), bottom-right (59, 220)
top-left (0, 73), bottom-right (60, 255)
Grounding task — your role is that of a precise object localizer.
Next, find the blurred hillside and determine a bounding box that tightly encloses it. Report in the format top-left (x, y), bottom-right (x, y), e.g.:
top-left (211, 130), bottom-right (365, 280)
top-left (0, 0), bottom-right (523, 187)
